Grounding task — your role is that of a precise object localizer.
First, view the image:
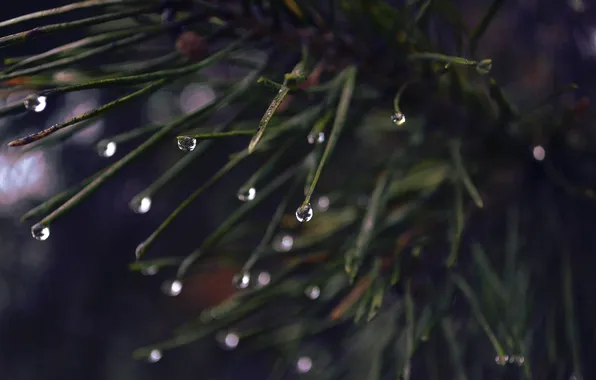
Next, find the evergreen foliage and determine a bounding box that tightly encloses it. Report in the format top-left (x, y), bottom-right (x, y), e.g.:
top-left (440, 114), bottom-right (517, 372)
top-left (1, 1), bottom-right (591, 378)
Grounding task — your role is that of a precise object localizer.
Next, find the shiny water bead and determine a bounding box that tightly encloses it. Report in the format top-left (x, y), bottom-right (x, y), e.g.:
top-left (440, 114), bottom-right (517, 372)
top-left (97, 140), bottom-right (117, 158)
top-left (273, 234), bottom-right (294, 252)
top-left (476, 59), bottom-right (493, 75)
top-left (24, 94), bottom-right (47, 112)
top-left (307, 132), bottom-right (325, 144)
top-left (216, 330), bottom-right (239, 350)
top-left (177, 136), bottom-right (197, 152)
top-left (391, 111), bottom-right (406, 126)
top-left (237, 187), bottom-right (256, 202)
top-left (131, 196), bottom-right (152, 214)
top-left (305, 285), bottom-right (320, 300)
top-left (31, 223), bottom-right (50, 241)
top-left (148, 349), bottom-right (162, 363)
top-left (296, 356), bottom-right (313, 374)
top-left (232, 271), bottom-right (251, 289)
top-left (162, 279), bottom-right (183, 296)
top-left (295, 203), bottom-right (313, 223)
top-left (141, 265), bottom-right (158, 276)
top-left (495, 355), bottom-right (509, 365)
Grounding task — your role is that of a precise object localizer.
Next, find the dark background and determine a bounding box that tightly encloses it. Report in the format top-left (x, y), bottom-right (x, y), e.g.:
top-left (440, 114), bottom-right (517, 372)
top-left (1, 0), bottom-right (596, 379)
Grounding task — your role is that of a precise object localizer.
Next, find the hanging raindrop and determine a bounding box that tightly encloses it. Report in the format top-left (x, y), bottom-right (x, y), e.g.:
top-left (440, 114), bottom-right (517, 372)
top-left (391, 111), bottom-right (406, 126)
top-left (31, 223), bottom-right (50, 241)
top-left (216, 330), bottom-right (240, 350)
top-left (273, 234), bottom-right (294, 252)
top-left (494, 355), bottom-right (509, 366)
top-left (237, 187), bottom-right (256, 202)
top-left (148, 349), bottom-right (162, 363)
top-left (232, 271), bottom-right (251, 289)
top-left (131, 196), bottom-right (152, 214)
top-left (177, 136), bottom-right (197, 152)
top-left (476, 59), bottom-right (493, 75)
top-left (24, 94), bottom-right (47, 112)
top-left (97, 140), bottom-right (117, 158)
top-left (295, 203), bottom-right (313, 223)
top-left (162, 279), bottom-right (183, 296)
top-left (305, 285), bottom-right (320, 300)
top-left (307, 132), bottom-right (325, 144)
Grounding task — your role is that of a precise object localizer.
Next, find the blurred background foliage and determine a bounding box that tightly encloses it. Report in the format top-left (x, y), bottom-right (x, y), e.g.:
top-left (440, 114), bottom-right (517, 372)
top-left (0, 0), bottom-right (596, 379)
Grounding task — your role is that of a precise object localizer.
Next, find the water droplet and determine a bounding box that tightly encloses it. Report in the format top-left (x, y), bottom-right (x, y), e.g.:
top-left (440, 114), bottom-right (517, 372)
top-left (162, 279), bottom-right (182, 296)
top-left (216, 330), bottom-right (239, 350)
top-left (476, 59), bottom-right (492, 75)
top-left (315, 196), bottom-right (330, 212)
top-left (24, 94), bottom-right (47, 112)
top-left (514, 355), bottom-right (525, 366)
top-left (295, 203), bottom-right (313, 223)
top-left (31, 223), bottom-right (50, 241)
top-left (296, 356), bottom-right (313, 373)
top-left (257, 271), bottom-right (271, 287)
top-left (131, 196), bottom-right (152, 214)
top-left (232, 271), bottom-right (251, 289)
top-left (494, 355), bottom-right (509, 366)
top-left (307, 132), bottom-right (325, 144)
top-left (97, 140), bottom-right (117, 158)
top-left (391, 111), bottom-right (406, 126)
top-left (532, 145), bottom-right (545, 161)
top-left (177, 136), bottom-right (197, 152)
top-left (141, 265), bottom-right (158, 276)
top-left (305, 285), bottom-right (320, 300)
top-left (237, 187), bottom-right (256, 202)
top-left (420, 333), bottom-right (429, 341)
top-left (148, 349), bottom-right (162, 363)
top-left (273, 234), bottom-right (294, 252)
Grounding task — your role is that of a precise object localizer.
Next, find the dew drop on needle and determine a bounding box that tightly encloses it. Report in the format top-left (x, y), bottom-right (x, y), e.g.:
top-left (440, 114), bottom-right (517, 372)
top-left (177, 136), bottom-right (197, 152)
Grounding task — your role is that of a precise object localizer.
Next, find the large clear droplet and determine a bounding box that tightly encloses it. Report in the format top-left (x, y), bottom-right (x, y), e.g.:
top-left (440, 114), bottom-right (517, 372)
top-left (296, 356), bottom-right (313, 373)
top-left (273, 234), bottom-right (294, 252)
top-left (307, 132), bottom-right (325, 144)
top-left (476, 59), bottom-right (492, 75)
top-left (237, 187), bottom-right (256, 202)
top-left (148, 349), bottom-right (162, 363)
top-left (391, 111), bottom-right (406, 126)
top-left (162, 279), bottom-right (182, 296)
top-left (177, 136), bottom-right (197, 152)
top-left (295, 203), bottom-right (313, 223)
top-left (232, 271), bottom-right (251, 289)
top-left (305, 285), bottom-right (320, 300)
top-left (216, 330), bottom-right (239, 350)
top-left (24, 94), bottom-right (47, 112)
top-left (97, 140), bottom-right (117, 158)
top-left (131, 196), bottom-right (152, 214)
top-left (31, 223), bottom-right (50, 241)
